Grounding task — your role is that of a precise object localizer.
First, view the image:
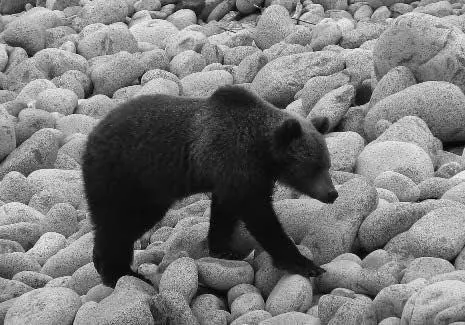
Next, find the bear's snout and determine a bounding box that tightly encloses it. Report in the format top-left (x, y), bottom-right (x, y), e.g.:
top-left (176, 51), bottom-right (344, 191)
top-left (326, 190), bottom-right (338, 203)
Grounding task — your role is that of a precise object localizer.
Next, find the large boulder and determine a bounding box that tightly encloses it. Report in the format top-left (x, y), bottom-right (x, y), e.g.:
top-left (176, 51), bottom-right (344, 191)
top-left (364, 81), bottom-right (465, 143)
top-left (251, 51), bottom-right (345, 108)
top-left (373, 13), bottom-right (465, 93)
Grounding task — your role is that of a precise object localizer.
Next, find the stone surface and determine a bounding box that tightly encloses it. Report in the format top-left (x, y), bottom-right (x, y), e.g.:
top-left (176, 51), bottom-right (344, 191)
top-left (373, 13), bottom-right (465, 94)
top-left (301, 177), bottom-right (378, 264)
top-left (4, 287), bottom-right (81, 325)
top-left (254, 5), bottom-right (295, 50)
top-left (325, 131), bottom-right (365, 172)
top-left (196, 257), bottom-right (254, 291)
top-left (265, 274), bottom-right (313, 316)
top-left (355, 141), bottom-right (434, 183)
top-left (251, 51), bottom-right (345, 108)
top-left (401, 280), bottom-right (465, 325)
top-left (364, 81), bottom-right (465, 142)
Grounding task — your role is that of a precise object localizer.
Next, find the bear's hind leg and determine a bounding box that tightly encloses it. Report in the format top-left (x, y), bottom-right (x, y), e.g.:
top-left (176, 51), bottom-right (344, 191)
top-left (92, 202), bottom-right (169, 287)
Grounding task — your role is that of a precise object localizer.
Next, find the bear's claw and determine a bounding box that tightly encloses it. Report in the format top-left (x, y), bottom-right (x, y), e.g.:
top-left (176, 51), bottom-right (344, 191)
top-left (274, 256), bottom-right (326, 278)
top-left (210, 249), bottom-right (243, 261)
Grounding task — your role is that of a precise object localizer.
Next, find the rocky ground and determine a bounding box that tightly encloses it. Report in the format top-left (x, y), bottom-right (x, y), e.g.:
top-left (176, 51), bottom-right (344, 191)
top-left (0, 0), bottom-right (465, 324)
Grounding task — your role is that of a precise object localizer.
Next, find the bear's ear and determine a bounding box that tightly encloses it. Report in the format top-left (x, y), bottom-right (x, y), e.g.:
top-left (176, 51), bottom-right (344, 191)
top-left (274, 119), bottom-right (302, 148)
top-left (310, 116), bottom-right (330, 134)
top-left (210, 85), bottom-right (258, 106)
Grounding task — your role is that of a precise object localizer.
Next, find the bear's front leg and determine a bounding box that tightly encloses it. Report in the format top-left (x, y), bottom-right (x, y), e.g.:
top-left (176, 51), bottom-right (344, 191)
top-left (241, 197), bottom-right (326, 278)
top-left (208, 193), bottom-right (243, 260)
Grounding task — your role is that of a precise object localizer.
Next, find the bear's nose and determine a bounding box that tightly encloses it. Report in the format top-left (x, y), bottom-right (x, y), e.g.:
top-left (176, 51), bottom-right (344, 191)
top-left (327, 190), bottom-right (338, 203)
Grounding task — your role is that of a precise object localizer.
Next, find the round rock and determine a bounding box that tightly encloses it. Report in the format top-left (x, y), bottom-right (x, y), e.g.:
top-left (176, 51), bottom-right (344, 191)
top-left (265, 274), bottom-right (313, 316)
top-left (181, 70), bottom-right (234, 97)
top-left (159, 257), bottom-right (198, 303)
top-left (373, 13), bottom-right (465, 94)
top-left (364, 81), bottom-right (465, 142)
top-left (196, 257), bottom-right (254, 291)
top-left (325, 131), bottom-right (365, 172)
top-left (4, 287), bottom-right (81, 324)
top-left (35, 88), bottom-right (78, 116)
top-left (355, 141), bottom-right (434, 183)
top-left (374, 171), bottom-right (420, 202)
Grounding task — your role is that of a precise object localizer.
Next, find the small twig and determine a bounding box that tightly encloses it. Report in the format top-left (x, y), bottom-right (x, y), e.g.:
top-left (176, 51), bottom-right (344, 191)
top-left (219, 26), bottom-right (238, 33)
top-left (291, 17), bottom-right (314, 25)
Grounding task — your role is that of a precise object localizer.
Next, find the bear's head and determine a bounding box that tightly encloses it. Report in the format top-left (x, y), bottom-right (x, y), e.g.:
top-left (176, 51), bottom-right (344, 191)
top-left (273, 116), bottom-right (338, 204)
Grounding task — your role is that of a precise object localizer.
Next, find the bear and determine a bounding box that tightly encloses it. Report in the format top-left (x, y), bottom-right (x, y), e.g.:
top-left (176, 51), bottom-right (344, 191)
top-left (82, 85), bottom-right (338, 288)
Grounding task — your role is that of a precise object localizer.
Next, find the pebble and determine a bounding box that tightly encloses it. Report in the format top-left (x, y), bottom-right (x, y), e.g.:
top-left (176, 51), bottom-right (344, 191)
top-left (231, 310), bottom-right (272, 325)
top-left (77, 23), bottom-right (138, 60)
top-left (68, 262), bottom-right (102, 296)
top-left (170, 49), bottom-right (207, 79)
top-left (253, 5), bottom-right (295, 50)
top-left (129, 19), bottom-right (179, 48)
top-left (401, 257), bottom-right (455, 284)
top-left (196, 257), bottom-right (254, 291)
top-left (401, 280), bottom-right (465, 324)
top-left (41, 232), bottom-right (94, 278)
top-left (16, 79), bottom-right (57, 105)
top-left (231, 292), bottom-right (265, 320)
top-left (192, 293), bottom-right (226, 320)
top-left (0, 222), bottom-right (45, 251)
top-left (181, 70), bottom-right (234, 97)
top-left (166, 9), bottom-right (196, 29)
top-left (251, 51), bottom-right (344, 108)
top-left (82, 284), bottom-right (114, 303)
top-left (3, 20), bottom-right (46, 56)
top-left (0, 112), bottom-right (16, 161)
top-left (136, 78), bottom-right (180, 97)
top-left (310, 19), bottom-right (343, 51)
top-left (259, 311), bottom-right (321, 325)
top-left (41, 203), bottom-right (78, 237)
top-left (373, 279), bottom-right (428, 321)
top-left (0, 277), bottom-right (34, 303)
top-left (151, 290), bottom-right (198, 325)
top-left (76, 95), bottom-right (116, 119)
top-left (4, 287), bottom-right (82, 325)
top-left (274, 198), bottom-right (324, 243)
top-left (159, 256), bottom-right (198, 303)
top-left (0, 252), bottom-right (41, 279)
top-left (265, 274), bottom-right (313, 316)
top-left (0, 202), bottom-right (45, 226)
top-left (366, 84), bottom-right (465, 141)
top-left (308, 84), bottom-right (355, 132)
top-left (301, 177), bottom-right (378, 265)
top-left (398, 207), bottom-right (465, 260)
top-left (368, 66), bottom-right (416, 109)
top-left (73, 0), bottom-right (129, 30)
top-left (355, 141), bottom-right (434, 183)
top-left (35, 88), bottom-right (78, 115)
top-left (56, 114), bottom-right (97, 137)
top-left (11, 271), bottom-right (52, 289)
top-left (227, 283), bottom-right (261, 306)
top-left (325, 131), bottom-right (365, 172)
top-left (442, 182), bottom-right (465, 205)
top-left (371, 116), bottom-right (440, 162)
top-left (374, 171), bottom-right (420, 202)
top-left (15, 108), bottom-right (56, 145)
top-left (165, 29), bottom-right (207, 59)
top-left (0, 128), bottom-right (60, 179)
top-left (89, 51), bottom-right (145, 97)
top-left (0, 239), bottom-right (24, 254)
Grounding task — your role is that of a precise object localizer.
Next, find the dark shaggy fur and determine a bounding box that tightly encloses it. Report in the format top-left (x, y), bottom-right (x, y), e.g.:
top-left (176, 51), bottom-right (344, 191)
top-left (82, 85), bottom-right (338, 287)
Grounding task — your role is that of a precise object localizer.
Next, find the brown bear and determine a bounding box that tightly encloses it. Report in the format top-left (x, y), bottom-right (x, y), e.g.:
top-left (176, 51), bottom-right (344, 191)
top-left (82, 85), bottom-right (338, 287)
